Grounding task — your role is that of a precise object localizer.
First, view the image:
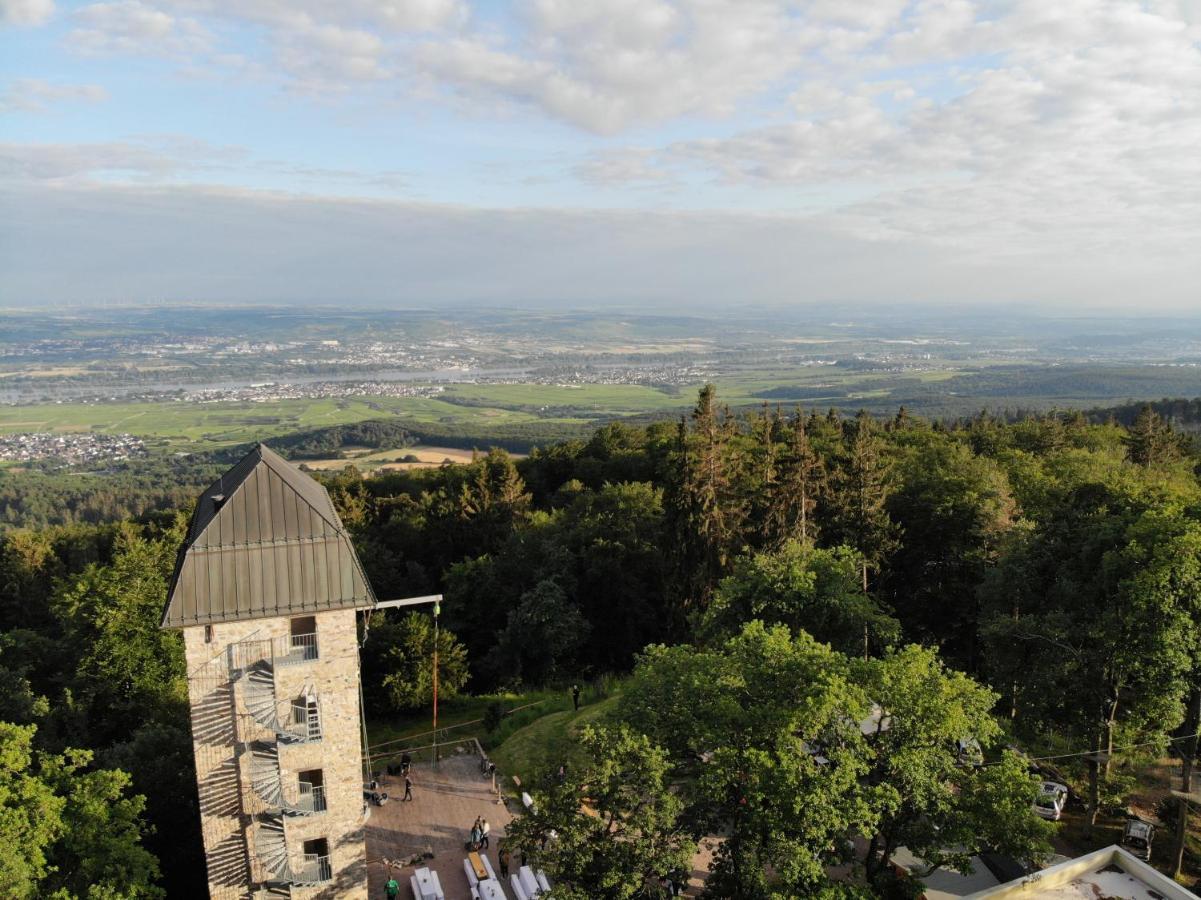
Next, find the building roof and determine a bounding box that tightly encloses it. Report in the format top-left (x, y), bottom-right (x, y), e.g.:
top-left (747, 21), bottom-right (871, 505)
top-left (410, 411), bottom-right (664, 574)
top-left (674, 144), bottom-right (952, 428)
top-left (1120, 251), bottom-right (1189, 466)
top-left (964, 846), bottom-right (1198, 900)
top-left (162, 443), bottom-right (376, 628)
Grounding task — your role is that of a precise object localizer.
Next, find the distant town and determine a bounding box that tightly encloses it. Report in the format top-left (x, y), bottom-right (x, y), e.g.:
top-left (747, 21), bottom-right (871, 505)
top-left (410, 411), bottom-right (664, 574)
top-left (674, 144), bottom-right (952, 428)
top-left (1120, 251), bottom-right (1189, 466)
top-left (0, 432), bottom-right (146, 465)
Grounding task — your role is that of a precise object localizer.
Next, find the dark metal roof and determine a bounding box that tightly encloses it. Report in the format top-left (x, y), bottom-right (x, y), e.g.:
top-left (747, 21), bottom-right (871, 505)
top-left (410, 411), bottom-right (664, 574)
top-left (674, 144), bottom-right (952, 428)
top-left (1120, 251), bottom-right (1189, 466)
top-left (162, 443), bottom-right (376, 629)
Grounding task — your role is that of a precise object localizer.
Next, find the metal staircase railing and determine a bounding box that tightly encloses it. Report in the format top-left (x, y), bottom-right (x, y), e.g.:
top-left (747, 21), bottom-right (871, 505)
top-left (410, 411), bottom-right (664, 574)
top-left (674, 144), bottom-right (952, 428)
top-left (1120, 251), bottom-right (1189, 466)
top-left (278, 632), bottom-right (319, 666)
top-left (255, 816), bottom-right (293, 883)
top-left (248, 745), bottom-right (325, 817)
top-left (243, 660), bottom-right (321, 744)
top-left (296, 854), bottom-right (333, 886)
top-left (254, 817), bottom-right (333, 888)
top-left (297, 782), bottom-right (327, 814)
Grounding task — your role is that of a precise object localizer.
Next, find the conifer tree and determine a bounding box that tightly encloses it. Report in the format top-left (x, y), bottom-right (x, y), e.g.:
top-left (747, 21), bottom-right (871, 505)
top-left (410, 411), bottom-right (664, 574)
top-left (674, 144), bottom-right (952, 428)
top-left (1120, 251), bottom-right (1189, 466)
top-left (825, 411), bottom-right (898, 592)
top-left (667, 386), bottom-right (746, 610)
top-left (1125, 403), bottom-right (1181, 466)
top-left (765, 411), bottom-right (824, 546)
top-left (746, 404), bottom-right (780, 547)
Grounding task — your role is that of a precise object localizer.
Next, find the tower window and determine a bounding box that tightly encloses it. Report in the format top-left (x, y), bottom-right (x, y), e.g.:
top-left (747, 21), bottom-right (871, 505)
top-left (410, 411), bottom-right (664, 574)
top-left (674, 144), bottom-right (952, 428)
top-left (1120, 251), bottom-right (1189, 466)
top-left (289, 615), bottom-right (318, 661)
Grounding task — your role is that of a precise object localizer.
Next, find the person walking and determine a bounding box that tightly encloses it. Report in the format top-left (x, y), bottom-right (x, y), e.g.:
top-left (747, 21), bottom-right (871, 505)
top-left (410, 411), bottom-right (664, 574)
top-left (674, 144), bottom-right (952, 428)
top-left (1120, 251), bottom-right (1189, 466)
top-left (403, 775), bottom-right (413, 801)
top-left (480, 817), bottom-right (490, 850)
top-left (385, 874), bottom-right (400, 899)
top-left (571, 683), bottom-right (581, 711)
top-left (498, 846), bottom-right (511, 879)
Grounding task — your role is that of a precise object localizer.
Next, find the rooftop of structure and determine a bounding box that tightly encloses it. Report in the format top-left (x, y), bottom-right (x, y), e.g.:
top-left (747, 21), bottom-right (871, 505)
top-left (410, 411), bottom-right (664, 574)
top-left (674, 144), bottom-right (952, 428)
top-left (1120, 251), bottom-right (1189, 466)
top-left (161, 442), bottom-right (377, 628)
top-left (965, 846), bottom-right (1197, 900)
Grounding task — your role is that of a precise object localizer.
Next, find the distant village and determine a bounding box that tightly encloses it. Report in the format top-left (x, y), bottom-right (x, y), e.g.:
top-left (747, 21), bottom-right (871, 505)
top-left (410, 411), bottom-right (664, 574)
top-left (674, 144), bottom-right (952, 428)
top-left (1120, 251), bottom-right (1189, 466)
top-left (0, 432), bottom-right (146, 465)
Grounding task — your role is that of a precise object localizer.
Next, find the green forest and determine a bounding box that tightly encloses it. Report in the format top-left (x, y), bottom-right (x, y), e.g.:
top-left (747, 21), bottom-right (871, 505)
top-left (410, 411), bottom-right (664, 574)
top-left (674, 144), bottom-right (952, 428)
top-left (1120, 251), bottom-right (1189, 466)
top-left (3, 390), bottom-right (1201, 897)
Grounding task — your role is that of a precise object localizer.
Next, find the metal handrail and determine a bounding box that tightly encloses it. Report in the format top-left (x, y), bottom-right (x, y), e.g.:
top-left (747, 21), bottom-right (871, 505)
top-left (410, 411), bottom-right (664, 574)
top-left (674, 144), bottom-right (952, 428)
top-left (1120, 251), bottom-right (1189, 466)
top-left (280, 632), bottom-right (319, 665)
top-left (297, 783), bottom-right (327, 814)
top-left (289, 700), bottom-right (322, 742)
top-left (298, 854), bottom-right (333, 885)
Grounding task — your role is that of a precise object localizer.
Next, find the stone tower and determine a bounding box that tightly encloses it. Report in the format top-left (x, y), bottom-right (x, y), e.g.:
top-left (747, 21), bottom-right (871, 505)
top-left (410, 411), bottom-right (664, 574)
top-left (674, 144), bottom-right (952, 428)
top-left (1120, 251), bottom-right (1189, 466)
top-left (164, 444), bottom-right (374, 899)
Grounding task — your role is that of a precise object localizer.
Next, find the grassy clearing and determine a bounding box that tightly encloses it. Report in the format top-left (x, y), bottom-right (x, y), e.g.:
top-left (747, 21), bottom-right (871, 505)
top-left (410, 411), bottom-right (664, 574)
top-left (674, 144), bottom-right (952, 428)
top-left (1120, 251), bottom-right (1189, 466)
top-left (364, 682), bottom-right (621, 790)
top-left (365, 688), bottom-right (584, 769)
top-left (489, 695), bottom-right (619, 784)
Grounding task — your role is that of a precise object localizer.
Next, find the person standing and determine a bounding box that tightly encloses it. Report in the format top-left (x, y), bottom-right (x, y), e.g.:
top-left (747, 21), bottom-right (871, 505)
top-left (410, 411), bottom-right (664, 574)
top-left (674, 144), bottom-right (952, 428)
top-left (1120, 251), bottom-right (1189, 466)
top-left (571, 683), bottom-right (581, 711)
top-left (498, 846), bottom-right (511, 879)
top-left (403, 775), bottom-right (413, 801)
top-left (385, 874), bottom-right (400, 899)
top-left (480, 817), bottom-right (490, 849)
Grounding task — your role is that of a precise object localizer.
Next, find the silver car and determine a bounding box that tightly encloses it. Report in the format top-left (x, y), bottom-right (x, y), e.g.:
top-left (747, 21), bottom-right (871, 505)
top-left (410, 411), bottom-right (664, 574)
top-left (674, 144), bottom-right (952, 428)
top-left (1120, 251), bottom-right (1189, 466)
top-left (1122, 819), bottom-right (1154, 861)
top-left (1032, 781), bottom-right (1068, 821)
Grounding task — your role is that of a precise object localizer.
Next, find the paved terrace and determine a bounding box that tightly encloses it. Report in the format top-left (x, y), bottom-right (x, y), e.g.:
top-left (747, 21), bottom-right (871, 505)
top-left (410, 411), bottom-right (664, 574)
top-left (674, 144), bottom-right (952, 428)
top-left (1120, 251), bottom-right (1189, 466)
top-left (363, 748), bottom-right (714, 898)
top-left (365, 752), bottom-right (513, 899)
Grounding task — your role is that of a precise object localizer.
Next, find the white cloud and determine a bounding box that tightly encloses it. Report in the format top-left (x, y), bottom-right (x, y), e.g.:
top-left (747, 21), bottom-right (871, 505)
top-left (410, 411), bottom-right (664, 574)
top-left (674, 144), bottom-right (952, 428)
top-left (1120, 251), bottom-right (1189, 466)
top-left (0, 0), bottom-right (54, 27)
top-left (10, 0), bottom-right (1201, 300)
top-left (171, 0), bottom-right (466, 33)
top-left (0, 138), bottom-right (409, 194)
top-left (417, 0), bottom-right (900, 133)
top-left (573, 148), bottom-right (674, 186)
top-left (68, 0), bottom-right (211, 56)
top-left (568, 0), bottom-right (1201, 262)
top-left (0, 137), bottom-right (242, 180)
top-left (0, 78), bottom-right (109, 112)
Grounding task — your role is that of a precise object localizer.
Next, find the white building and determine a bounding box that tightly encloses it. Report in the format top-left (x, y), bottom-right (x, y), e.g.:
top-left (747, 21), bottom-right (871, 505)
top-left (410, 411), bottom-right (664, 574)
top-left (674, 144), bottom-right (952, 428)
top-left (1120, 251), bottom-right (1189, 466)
top-left (964, 846), bottom-right (1198, 900)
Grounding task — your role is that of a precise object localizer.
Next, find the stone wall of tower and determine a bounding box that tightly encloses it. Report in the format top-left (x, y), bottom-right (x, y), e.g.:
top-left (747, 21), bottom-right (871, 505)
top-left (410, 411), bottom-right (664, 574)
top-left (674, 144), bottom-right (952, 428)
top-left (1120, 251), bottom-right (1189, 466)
top-left (275, 608), bottom-right (368, 900)
top-left (182, 608), bottom-right (369, 900)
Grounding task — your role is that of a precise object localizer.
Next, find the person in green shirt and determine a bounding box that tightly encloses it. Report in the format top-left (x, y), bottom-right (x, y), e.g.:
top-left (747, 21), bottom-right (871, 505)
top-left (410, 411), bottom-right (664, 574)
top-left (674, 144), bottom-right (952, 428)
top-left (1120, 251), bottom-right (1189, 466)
top-left (385, 875), bottom-right (400, 899)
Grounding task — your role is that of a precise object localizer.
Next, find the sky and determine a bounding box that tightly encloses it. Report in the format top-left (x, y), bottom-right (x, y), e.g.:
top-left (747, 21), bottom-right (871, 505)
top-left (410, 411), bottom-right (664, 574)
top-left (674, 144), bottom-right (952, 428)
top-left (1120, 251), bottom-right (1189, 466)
top-left (1, 0), bottom-right (1200, 310)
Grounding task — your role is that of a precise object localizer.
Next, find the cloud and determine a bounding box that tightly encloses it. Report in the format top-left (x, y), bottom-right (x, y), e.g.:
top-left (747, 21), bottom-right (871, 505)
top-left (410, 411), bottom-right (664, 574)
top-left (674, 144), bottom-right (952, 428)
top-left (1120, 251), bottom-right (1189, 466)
top-left (0, 78), bottom-right (109, 112)
top-left (8, 0), bottom-right (1201, 307)
top-left (573, 148), bottom-right (674, 186)
top-left (172, 0), bottom-right (466, 33)
top-left (68, 0), bottom-right (211, 56)
top-left (0, 138), bottom-right (235, 180)
top-left (0, 0), bottom-right (54, 27)
top-left (3, 181), bottom-right (1199, 310)
top-left (0, 138), bottom-right (410, 194)
top-left (414, 0), bottom-right (908, 133)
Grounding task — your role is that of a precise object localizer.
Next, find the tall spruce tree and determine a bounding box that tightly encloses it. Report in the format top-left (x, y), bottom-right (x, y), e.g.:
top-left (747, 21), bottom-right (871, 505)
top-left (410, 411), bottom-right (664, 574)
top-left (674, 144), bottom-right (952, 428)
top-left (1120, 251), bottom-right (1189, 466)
top-left (765, 411), bottom-right (824, 546)
top-left (1125, 403), bottom-right (1182, 466)
top-left (825, 411), bottom-right (898, 592)
top-left (747, 404), bottom-right (781, 548)
top-left (667, 386), bottom-right (746, 610)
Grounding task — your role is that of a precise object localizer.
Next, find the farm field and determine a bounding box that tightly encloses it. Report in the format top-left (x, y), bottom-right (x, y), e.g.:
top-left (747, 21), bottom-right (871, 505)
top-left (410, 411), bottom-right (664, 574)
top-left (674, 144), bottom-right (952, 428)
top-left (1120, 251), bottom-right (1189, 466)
top-left (0, 394), bottom-right (586, 450)
top-left (299, 445), bottom-right (517, 471)
top-left (4, 359), bottom-right (1201, 454)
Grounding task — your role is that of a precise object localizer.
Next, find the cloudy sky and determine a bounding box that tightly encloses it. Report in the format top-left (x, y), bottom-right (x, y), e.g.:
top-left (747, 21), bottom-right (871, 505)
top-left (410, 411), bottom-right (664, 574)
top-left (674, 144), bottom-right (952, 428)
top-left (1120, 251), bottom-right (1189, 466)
top-left (2, 0), bottom-right (1199, 310)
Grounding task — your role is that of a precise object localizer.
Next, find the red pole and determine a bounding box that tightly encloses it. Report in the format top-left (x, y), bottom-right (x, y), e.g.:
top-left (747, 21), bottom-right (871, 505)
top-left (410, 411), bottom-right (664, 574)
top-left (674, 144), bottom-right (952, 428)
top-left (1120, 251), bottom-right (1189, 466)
top-left (432, 600), bottom-right (440, 764)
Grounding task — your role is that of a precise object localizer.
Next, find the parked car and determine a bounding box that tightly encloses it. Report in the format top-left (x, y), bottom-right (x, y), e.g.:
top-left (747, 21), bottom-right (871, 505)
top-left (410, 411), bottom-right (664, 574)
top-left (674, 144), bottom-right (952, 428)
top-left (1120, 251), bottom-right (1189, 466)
top-left (1032, 781), bottom-right (1068, 821)
top-left (1122, 818), bottom-right (1154, 861)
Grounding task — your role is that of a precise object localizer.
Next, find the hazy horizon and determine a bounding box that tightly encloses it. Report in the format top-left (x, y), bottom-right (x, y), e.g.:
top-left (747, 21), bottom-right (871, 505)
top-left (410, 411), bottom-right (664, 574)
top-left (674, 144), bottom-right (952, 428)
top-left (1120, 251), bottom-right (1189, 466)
top-left (3, 0), bottom-right (1200, 309)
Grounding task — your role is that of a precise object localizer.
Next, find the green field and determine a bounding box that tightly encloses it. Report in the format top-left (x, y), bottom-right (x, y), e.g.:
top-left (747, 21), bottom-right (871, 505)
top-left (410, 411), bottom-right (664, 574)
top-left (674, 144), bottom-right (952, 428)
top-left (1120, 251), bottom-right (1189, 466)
top-left (3, 358), bottom-right (1199, 453)
top-left (0, 371), bottom-right (929, 451)
top-left (0, 394), bottom-right (594, 449)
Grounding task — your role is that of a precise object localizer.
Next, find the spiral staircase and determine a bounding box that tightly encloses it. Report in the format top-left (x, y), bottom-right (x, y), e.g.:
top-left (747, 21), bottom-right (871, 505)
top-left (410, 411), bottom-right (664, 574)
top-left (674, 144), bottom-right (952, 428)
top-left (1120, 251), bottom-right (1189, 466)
top-left (231, 638), bottom-right (330, 891)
